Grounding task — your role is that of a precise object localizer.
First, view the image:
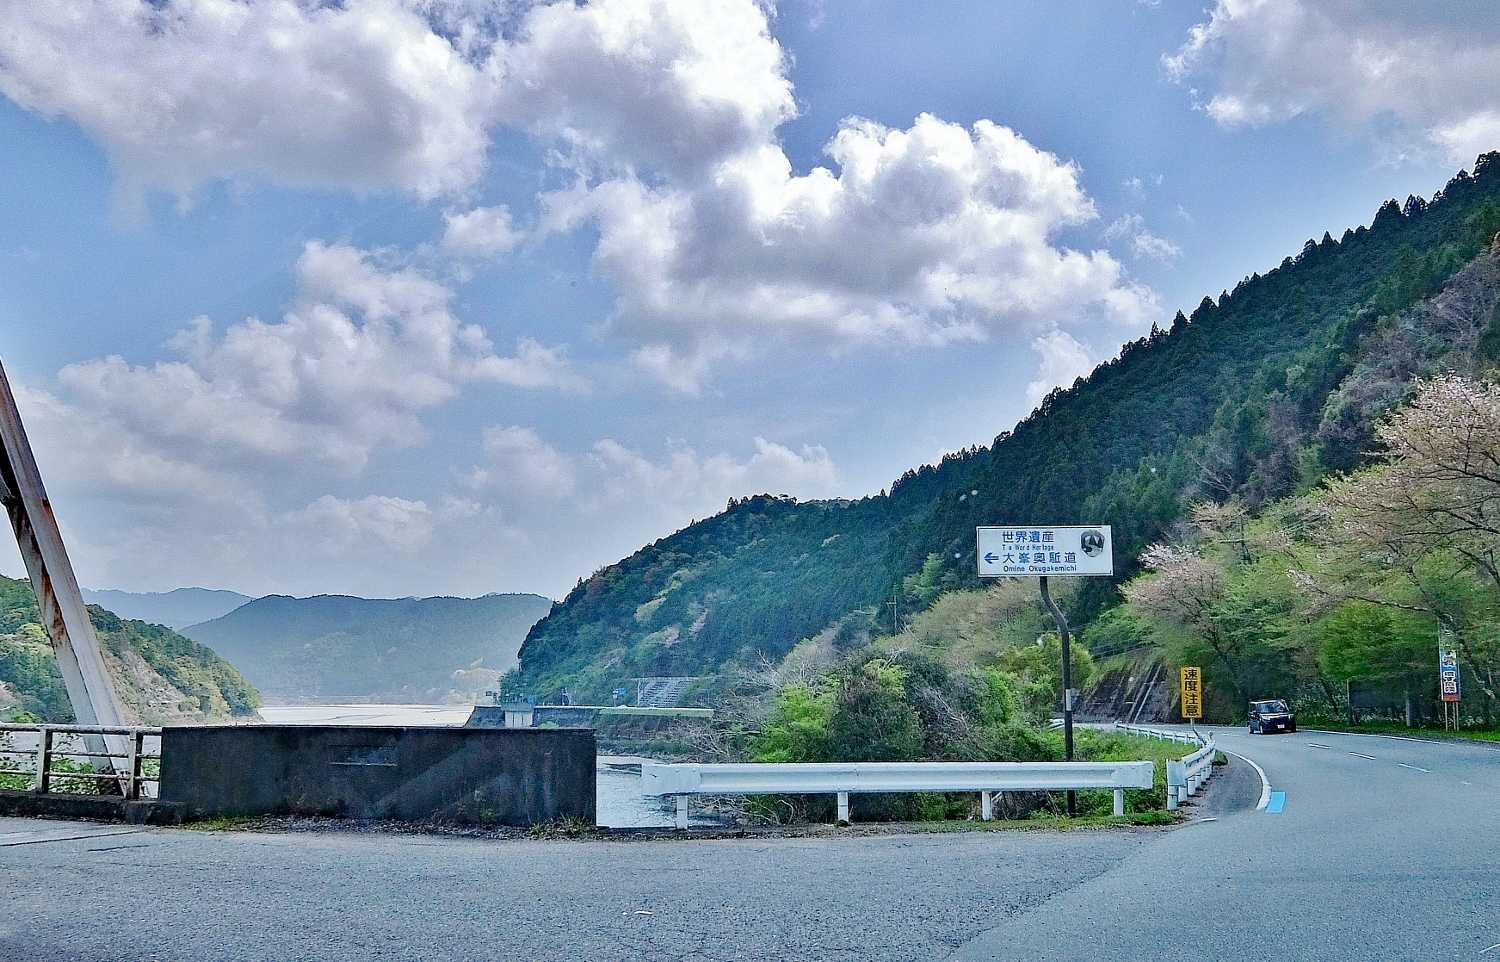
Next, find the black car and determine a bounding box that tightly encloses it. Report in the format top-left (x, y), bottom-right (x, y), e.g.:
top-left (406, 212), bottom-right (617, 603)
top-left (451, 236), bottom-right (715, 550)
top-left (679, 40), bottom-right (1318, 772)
top-left (1249, 699), bottom-right (1296, 734)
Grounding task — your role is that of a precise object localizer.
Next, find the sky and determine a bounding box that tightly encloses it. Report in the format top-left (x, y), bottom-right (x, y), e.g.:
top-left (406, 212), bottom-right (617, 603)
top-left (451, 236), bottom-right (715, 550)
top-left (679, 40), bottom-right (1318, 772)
top-left (1, 0), bottom-right (1498, 601)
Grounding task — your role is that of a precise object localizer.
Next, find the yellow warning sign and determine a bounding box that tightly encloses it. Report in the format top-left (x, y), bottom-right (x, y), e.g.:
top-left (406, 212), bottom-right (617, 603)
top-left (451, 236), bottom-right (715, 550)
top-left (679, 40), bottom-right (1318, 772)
top-left (1179, 666), bottom-right (1203, 720)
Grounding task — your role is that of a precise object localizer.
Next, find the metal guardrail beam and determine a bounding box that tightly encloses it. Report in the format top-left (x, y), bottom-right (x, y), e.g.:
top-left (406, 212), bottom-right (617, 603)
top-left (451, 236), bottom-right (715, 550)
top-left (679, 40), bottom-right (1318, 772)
top-left (1112, 723), bottom-right (1218, 810)
top-left (641, 759), bottom-right (1154, 828)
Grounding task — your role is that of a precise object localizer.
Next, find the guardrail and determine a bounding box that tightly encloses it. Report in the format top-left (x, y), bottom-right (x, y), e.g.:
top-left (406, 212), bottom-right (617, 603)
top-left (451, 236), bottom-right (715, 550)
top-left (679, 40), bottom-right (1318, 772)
top-left (641, 759), bottom-right (1155, 828)
top-left (1112, 723), bottom-right (1216, 810)
top-left (1114, 722), bottom-right (1205, 746)
top-left (0, 723), bottom-right (161, 800)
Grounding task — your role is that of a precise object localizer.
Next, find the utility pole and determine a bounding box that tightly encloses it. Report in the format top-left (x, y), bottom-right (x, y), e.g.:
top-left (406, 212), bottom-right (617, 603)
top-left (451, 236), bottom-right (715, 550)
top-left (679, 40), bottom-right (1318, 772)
top-left (1038, 575), bottom-right (1076, 816)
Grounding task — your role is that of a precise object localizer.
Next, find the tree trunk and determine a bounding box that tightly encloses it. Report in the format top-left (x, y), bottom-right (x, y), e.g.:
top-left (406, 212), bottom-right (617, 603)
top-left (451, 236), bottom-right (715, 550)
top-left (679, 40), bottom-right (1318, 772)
top-left (1317, 674), bottom-right (1341, 716)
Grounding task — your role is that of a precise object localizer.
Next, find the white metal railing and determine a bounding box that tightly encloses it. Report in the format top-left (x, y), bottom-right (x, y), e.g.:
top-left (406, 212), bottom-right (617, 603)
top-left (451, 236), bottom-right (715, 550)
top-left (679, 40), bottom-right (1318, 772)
top-left (0, 723), bottom-right (162, 800)
top-left (1112, 723), bottom-right (1217, 810)
top-left (1114, 722), bottom-right (1205, 746)
top-left (641, 759), bottom-right (1155, 828)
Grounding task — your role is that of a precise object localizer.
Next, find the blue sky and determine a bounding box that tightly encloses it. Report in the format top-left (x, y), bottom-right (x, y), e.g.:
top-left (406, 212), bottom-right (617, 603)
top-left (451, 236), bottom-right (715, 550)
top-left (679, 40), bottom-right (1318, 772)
top-left (1, 0), bottom-right (1497, 600)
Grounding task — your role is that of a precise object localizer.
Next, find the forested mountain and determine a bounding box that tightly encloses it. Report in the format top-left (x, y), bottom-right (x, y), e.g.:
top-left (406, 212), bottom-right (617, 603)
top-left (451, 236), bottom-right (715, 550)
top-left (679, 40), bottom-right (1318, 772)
top-left (184, 592), bottom-right (554, 703)
top-left (0, 575), bottom-right (260, 723)
top-left (514, 153), bottom-right (1500, 702)
top-left (82, 586), bottom-right (253, 629)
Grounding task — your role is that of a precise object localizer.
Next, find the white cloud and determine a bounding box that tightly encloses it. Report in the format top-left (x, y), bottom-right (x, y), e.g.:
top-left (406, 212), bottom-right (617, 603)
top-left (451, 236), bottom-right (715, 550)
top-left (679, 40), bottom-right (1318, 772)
top-left (1, 0), bottom-right (1158, 395)
top-left (494, 0), bottom-right (796, 180)
top-left (463, 426), bottom-right (838, 530)
top-left (1025, 330), bottom-right (1095, 406)
top-left (543, 113), bottom-right (1155, 391)
top-left (285, 495), bottom-right (439, 555)
top-left (441, 205), bottom-right (522, 256)
top-left (1165, 0), bottom-right (1500, 166)
top-left (11, 383), bottom-right (240, 504)
top-left (467, 425), bottom-right (578, 500)
top-left (34, 241), bottom-right (583, 482)
top-left (0, 1), bottom-right (501, 205)
top-left (1104, 214), bottom-right (1181, 264)
top-left (587, 435), bottom-right (838, 512)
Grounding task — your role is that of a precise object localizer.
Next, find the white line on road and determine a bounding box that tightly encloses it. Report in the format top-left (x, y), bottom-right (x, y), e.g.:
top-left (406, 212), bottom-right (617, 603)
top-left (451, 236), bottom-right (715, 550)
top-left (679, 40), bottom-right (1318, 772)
top-left (1478, 941), bottom-right (1500, 955)
top-left (1349, 752), bottom-right (1378, 760)
top-left (1304, 728), bottom-right (1500, 752)
top-left (1220, 748), bottom-right (1272, 811)
top-left (0, 827), bottom-right (141, 848)
top-left (1397, 763), bottom-right (1430, 773)
top-left (1306, 742), bottom-right (1332, 749)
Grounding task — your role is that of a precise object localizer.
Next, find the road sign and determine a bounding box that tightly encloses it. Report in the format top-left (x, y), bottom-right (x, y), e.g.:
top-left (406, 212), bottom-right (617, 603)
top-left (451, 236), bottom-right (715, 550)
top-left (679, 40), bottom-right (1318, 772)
top-left (1179, 666), bottom-right (1203, 719)
top-left (1439, 650), bottom-right (1461, 702)
top-left (975, 525), bottom-right (1113, 578)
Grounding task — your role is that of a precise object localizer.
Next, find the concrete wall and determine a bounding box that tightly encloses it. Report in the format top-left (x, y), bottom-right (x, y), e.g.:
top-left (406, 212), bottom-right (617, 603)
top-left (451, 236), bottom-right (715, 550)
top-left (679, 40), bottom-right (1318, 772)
top-left (467, 705), bottom-right (603, 728)
top-left (158, 725), bottom-right (595, 826)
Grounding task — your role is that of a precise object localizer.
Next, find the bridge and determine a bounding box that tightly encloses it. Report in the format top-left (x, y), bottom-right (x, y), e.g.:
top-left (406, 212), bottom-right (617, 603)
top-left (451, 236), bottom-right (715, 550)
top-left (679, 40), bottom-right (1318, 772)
top-left (4, 724), bottom-right (1497, 961)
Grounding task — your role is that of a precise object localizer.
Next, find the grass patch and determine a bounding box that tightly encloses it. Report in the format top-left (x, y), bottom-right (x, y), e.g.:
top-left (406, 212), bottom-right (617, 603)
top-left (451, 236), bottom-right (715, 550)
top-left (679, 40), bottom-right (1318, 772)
top-left (527, 816), bottom-right (597, 840)
top-left (1073, 729), bottom-right (1198, 815)
top-left (182, 815), bottom-right (261, 832)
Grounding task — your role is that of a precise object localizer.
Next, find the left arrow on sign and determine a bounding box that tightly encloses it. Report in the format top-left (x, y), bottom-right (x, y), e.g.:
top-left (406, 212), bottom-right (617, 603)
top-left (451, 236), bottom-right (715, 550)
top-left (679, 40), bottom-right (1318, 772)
top-left (983, 552), bottom-right (999, 563)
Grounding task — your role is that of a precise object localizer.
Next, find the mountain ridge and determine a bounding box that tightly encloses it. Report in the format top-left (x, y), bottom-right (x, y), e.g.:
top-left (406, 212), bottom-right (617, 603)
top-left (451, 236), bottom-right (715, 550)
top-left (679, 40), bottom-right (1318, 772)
top-left (82, 586), bottom-right (254, 629)
top-left (512, 152), bottom-right (1500, 701)
top-left (184, 591), bottom-right (554, 703)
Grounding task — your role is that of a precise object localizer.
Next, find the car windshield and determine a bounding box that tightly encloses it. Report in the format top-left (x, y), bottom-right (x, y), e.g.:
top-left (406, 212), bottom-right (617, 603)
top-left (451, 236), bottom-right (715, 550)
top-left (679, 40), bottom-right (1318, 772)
top-left (1254, 701), bottom-right (1289, 714)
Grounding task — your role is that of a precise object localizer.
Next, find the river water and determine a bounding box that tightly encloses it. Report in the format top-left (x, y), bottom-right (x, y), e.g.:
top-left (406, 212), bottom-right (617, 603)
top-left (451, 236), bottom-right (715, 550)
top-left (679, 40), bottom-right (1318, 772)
top-left (256, 703), bottom-right (696, 828)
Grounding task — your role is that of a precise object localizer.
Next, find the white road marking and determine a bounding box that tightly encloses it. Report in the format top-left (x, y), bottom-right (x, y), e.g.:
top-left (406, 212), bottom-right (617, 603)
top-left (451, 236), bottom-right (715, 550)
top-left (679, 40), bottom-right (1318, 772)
top-left (1478, 940), bottom-right (1500, 955)
top-left (1397, 763), bottom-right (1430, 773)
top-left (1306, 742), bottom-right (1332, 749)
top-left (1304, 728), bottom-right (1500, 752)
top-left (1348, 752), bottom-right (1378, 760)
top-left (0, 826), bottom-right (141, 848)
top-left (1220, 748), bottom-right (1272, 811)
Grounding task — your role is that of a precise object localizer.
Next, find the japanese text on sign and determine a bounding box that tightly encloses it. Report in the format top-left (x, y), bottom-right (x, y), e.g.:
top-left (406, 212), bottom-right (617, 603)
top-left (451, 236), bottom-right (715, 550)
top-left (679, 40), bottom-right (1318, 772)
top-left (1439, 650), bottom-right (1462, 703)
top-left (1179, 666), bottom-right (1203, 720)
top-left (976, 525), bottom-right (1113, 578)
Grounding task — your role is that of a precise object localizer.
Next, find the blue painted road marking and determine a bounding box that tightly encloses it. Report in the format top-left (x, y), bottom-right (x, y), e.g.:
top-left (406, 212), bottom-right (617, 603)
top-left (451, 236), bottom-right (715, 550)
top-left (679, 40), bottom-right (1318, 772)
top-left (1265, 791), bottom-right (1286, 814)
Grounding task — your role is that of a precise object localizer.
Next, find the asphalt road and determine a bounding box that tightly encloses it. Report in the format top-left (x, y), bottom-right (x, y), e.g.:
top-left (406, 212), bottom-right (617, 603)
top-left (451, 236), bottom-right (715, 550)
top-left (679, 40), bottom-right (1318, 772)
top-left (950, 725), bottom-right (1500, 962)
top-left (2, 727), bottom-right (1496, 961)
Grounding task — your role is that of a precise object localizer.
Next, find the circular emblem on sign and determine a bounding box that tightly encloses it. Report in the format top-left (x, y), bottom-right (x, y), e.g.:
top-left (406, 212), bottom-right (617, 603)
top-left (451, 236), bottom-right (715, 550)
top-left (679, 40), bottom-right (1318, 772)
top-left (1080, 529), bottom-right (1105, 557)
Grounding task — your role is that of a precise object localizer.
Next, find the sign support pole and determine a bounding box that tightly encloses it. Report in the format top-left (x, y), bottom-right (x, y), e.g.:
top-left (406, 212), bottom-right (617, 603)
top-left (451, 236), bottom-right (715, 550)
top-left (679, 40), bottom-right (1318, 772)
top-left (1038, 575), bottom-right (1076, 817)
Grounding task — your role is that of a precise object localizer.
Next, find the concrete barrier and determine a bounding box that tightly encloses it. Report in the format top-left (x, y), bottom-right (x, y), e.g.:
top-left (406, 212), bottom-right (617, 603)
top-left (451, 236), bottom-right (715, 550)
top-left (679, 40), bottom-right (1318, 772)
top-left (158, 725), bottom-right (595, 826)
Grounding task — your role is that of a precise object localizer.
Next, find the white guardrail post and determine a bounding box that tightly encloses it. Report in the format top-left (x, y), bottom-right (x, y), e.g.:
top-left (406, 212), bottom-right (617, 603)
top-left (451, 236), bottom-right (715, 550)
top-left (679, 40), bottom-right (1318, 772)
top-left (1113, 722), bottom-right (1215, 811)
top-left (641, 759), bottom-right (1155, 828)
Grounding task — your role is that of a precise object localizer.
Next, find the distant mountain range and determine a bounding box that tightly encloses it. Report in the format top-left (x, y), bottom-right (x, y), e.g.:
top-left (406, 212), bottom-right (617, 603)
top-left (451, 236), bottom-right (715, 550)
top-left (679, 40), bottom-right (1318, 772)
top-left (82, 586), bottom-right (254, 629)
top-left (182, 592), bottom-right (554, 703)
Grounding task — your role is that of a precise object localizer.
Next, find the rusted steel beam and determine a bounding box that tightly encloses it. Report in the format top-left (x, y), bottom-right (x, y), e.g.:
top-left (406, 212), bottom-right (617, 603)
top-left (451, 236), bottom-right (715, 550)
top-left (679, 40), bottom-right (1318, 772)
top-left (0, 357), bottom-right (127, 779)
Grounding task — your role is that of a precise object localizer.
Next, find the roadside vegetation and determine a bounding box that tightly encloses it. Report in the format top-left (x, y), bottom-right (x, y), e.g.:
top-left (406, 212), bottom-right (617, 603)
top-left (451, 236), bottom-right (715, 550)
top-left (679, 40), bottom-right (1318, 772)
top-left (1118, 373), bottom-right (1500, 730)
top-left (678, 606), bottom-right (1205, 823)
